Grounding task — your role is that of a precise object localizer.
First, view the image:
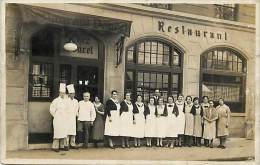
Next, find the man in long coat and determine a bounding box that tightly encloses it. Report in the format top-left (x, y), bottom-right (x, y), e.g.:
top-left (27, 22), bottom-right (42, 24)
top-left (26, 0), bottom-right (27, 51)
top-left (50, 83), bottom-right (69, 152)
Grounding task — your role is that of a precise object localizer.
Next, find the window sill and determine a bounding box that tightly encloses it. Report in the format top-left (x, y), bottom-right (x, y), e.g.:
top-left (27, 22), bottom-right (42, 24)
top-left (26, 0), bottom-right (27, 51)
top-left (231, 113), bottom-right (246, 117)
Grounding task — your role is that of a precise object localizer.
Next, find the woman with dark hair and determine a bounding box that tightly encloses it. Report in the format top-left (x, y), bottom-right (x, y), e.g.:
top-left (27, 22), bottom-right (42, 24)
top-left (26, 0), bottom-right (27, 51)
top-left (216, 98), bottom-right (231, 149)
top-left (184, 95), bottom-right (194, 147)
top-left (119, 92), bottom-right (134, 148)
top-left (174, 94), bottom-right (185, 147)
top-left (132, 95), bottom-right (146, 147)
top-left (155, 97), bottom-right (168, 147)
top-left (104, 90), bottom-right (121, 149)
top-left (165, 96), bottom-right (179, 148)
top-left (191, 97), bottom-right (203, 146)
top-left (92, 96), bottom-right (105, 148)
top-left (144, 97), bottom-right (157, 147)
top-left (203, 100), bottom-right (218, 148)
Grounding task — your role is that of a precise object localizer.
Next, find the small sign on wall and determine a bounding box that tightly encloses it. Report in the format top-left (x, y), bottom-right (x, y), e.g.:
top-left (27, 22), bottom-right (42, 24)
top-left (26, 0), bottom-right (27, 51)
top-left (60, 34), bottom-right (98, 59)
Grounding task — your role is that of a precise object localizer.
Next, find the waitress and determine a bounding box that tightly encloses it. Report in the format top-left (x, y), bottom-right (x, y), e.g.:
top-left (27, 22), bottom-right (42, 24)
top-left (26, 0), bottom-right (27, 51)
top-left (165, 96), bottom-right (179, 148)
top-left (174, 94), bottom-right (185, 147)
top-left (191, 97), bottom-right (203, 146)
top-left (201, 96), bottom-right (210, 146)
top-left (119, 92), bottom-right (134, 148)
top-left (132, 95), bottom-right (146, 147)
top-left (92, 96), bottom-right (105, 148)
top-left (203, 100), bottom-right (218, 148)
top-left (183, 96), bottom-right (194, 147)
top-left (216, 98), bottom-right (231, 149)
top-left (104, 90), bottom-right (121, 149)
top-left (144, 97), bottom-right (157, 147)
top-left (155, 97), bottom-right (167, 147)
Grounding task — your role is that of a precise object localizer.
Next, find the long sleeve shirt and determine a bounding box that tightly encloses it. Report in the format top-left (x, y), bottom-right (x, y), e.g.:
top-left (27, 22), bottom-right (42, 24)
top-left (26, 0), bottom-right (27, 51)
top-left (78, 100), bottom-right (96, 122)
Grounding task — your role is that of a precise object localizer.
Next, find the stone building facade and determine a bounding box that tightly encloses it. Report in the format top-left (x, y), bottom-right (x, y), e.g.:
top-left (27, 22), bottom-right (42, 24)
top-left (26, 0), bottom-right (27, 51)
top-left (4, 3), bottom-right (255, 150)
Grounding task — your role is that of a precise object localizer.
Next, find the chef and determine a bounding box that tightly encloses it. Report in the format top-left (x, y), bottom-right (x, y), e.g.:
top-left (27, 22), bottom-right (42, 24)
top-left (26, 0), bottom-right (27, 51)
top-left (49, 83), bottom-right (69, 152)
top-left (66, 84), bottom-right (79, 149)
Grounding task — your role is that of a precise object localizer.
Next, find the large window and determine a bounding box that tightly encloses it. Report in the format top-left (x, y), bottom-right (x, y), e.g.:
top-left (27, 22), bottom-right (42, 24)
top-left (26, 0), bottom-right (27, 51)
top-left (201, 48), bottom-right (246, 113)
top-left (125, 39), bottom-right (182, 102)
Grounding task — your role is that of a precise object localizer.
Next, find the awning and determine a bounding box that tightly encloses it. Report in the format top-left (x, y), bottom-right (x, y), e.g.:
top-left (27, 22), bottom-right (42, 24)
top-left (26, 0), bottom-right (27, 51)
top-left (19, 5), bottom-right (132, 37)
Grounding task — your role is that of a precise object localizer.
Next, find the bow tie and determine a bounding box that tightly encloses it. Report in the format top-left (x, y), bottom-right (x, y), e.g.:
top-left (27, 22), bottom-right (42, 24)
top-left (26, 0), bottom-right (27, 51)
top-left (168, 105), bottom-right (173, 107)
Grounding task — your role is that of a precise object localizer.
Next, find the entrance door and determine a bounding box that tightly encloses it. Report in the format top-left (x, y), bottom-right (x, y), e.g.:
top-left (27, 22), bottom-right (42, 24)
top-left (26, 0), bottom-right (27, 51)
top-left (75, 65), bottom-right (99, 101)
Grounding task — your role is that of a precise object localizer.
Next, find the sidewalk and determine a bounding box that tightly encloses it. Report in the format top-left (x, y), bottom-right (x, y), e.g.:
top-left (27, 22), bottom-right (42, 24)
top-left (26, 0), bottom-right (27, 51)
top-left (5, 138), bottom-right (255, 162)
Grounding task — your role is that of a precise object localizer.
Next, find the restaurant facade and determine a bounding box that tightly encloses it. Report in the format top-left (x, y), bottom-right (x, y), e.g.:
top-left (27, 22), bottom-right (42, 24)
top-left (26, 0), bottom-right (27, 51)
top-left (5, 3), bottom-right (255, 150)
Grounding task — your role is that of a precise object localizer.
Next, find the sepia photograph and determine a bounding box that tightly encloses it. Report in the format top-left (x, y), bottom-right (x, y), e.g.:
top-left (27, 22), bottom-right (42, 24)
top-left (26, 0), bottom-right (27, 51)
top-left (0, 1), bottom-right (259, 164)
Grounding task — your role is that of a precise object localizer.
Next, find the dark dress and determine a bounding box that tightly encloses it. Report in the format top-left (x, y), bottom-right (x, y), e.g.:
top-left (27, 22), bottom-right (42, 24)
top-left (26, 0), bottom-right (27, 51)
top-left (92, 103), bottom-right (105, 140)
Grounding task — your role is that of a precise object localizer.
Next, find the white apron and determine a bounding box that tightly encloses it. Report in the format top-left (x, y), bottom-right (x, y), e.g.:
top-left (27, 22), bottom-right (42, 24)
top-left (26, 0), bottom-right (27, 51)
top-left (50, 97), bottom-right (68, 139)
top-left (144, 105), bottom-right (156, 137)
top-left (184, 103), bottom-right (194, 136)
top-left (120, 101), bottom-right (134, 137)
top-left (104, 100), bottom-right (121, 136)
top-left (166, 103), bottom-right (178, 138)
top-left (66, 98), bottom-right (79, 136)
top-left (175, 102), bottom-right (185, 135)
top-left (132, 103), bottom-right (145, 138)
top-left (156, 105), bottom-right (167, 138)
top-left (193, 105), bottom-right (203, 137)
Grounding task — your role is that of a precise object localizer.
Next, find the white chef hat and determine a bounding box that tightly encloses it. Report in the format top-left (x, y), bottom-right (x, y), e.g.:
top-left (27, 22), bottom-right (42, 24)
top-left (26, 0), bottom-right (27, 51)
top-left (59, 83), bottom-right (66, 93)
top-left (67, 84), bottom-right (75, 94)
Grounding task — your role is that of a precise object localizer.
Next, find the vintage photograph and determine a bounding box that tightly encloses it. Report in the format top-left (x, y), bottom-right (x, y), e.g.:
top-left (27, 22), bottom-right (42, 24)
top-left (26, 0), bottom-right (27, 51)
top-left (0, 1), bottom-right (258, 164)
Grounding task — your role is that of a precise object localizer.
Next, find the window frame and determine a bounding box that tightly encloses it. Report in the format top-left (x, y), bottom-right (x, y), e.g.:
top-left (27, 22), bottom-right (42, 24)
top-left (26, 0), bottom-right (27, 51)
top-left (125, 39), bottom-right (183, 101)
top-left (199, 47), bottom-right (247, 113)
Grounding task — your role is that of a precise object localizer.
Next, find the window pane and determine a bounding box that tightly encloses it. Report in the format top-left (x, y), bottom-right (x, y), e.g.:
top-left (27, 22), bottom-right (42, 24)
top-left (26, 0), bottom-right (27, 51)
top-left (60, 64), bottom-right (71, 84)
top-left (31, 63), bottom-right (53, 98)
top-left (138, 43), bottom-right (145, 52)
top-left (127, 50), bottom-right (134, 63)
top-left (126, 71), bottom-right (133, 81)
top-left (157, 54), bottom-right (163, 65)
top-left (163, 54), bottom-right (169, 65)
top-left (145, 52), bottom-right (151, 64)
top-left (238, 62), bottom-right (243, 72)
top-left (158, 43), bottom-right (163, 54)
top-left (145, 42), bottom-right (151, 52)
top-left (151, 73), bottom-right (156, 82)
top-left (138, 52), bottom-right (145, 64)
top-left (138, 72), bottom-right (143, 82)
top-left (151, 42), bottom-right (157, 54)
top-left (144, 72), bottom-right (150, 82)
top-left (151, 53), bottom-right (157, 64)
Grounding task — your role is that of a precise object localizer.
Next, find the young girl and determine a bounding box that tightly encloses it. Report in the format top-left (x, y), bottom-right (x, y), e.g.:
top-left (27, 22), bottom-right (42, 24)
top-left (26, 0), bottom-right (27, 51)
top-left (174, 94), bottom-right (185, 147)
top-left (165, 96), bottom-right (179, 148)
top-left (191, 97), bottom-right (203, 146)
top-left (133, 95), bottom-right (146, 147)
top-left (184, 96), bottom-right (194, 147)
top-left (144, 97), bottom-right (157, 147)
top-left (119, 92), bottom-right (134, 148)
top-left (155, 97), bottom-right (168, 147)
top-left (203, 100), bottom-right (218, 148)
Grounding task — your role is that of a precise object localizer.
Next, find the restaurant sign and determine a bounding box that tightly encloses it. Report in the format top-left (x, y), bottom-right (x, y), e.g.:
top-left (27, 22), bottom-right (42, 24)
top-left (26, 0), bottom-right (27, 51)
top-left (60, 35), bottom-right (98, 59)
top-left (158, 21), bottom-right (228, 41)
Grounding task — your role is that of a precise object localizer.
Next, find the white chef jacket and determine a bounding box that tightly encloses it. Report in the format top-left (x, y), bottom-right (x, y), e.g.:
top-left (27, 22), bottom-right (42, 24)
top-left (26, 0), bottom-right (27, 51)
top-left (50, 96), bottom-right (68, 139)
top-left (66, 98), bottom-right (79, 135)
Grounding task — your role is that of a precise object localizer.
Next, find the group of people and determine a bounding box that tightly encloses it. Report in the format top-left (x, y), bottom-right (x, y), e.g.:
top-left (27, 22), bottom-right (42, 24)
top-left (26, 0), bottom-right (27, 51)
top-left (50, 84), bottom-right (231, 152)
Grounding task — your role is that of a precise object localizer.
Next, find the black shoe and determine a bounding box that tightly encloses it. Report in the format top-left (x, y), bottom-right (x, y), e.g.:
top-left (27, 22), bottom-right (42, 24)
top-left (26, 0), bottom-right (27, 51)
top-left (217, 145), bottom-right (222, 148)
top-left (109, 145), bottom-right (115, 149)
top-left (64, 146), bottom-right (69, 151)
top-left (53, 148), bottom-right (59, 152)
top-left (221, 145), bottom-right (226, 149)
top-left (70, 146), bottom-right (78, 149)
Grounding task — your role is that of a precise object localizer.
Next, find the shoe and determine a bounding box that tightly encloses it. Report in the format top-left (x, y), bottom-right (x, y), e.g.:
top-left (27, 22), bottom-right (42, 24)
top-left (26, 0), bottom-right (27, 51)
top-left (127, 145), bottom-right (130, 148)
top-left (70, 146), bottom-right (78, 149)
top-left (221, 145), bottom-right (226, 149)
top-left (217, 145), bottom-right (222, 148)
top-left (109, 145), bottom-right (115, 149)
top-left (52, 149), bottom-right (59, 152)
top-left (122, 145), bottom-right (125, 148)
top-left (209, 143), bottom-right (213, 148)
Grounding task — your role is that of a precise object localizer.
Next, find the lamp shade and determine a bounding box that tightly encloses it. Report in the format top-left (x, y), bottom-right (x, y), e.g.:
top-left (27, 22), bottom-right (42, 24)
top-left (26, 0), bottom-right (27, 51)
top-left (64, 41), bottom-right (77, 52)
